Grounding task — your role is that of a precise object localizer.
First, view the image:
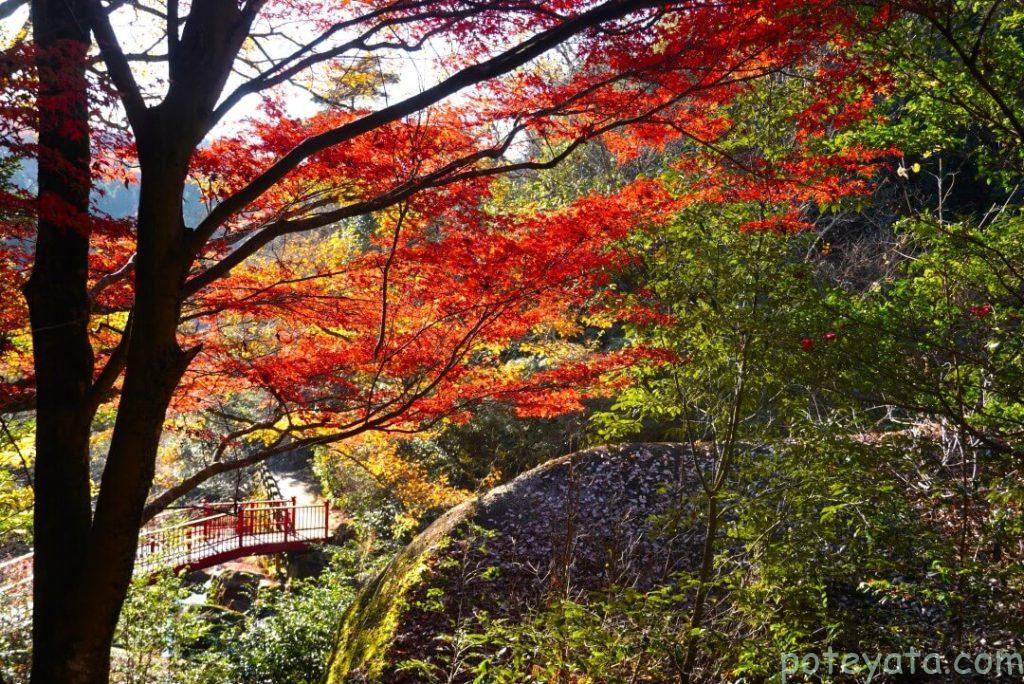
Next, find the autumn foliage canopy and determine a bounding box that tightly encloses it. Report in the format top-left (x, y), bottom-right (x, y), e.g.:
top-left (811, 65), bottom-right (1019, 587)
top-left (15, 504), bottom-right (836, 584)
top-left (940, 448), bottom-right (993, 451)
top-left (1, 0), bottom-right (890, 506)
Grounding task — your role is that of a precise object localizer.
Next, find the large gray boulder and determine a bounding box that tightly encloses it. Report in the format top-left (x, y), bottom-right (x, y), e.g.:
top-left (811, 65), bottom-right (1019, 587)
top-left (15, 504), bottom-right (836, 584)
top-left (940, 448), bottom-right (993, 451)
top-left (325, 443), bottom-right (704, 683)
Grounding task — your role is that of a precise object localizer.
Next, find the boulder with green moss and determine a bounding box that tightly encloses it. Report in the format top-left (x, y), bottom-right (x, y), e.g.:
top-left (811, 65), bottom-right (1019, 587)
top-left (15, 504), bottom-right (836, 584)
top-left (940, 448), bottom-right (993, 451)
top-left (324, 443), bottom-right (703, 683)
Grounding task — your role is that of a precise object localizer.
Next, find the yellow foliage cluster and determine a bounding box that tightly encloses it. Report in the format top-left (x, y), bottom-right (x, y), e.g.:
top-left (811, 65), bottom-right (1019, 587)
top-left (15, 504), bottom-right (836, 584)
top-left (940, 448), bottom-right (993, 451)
top-left (0, 420), bottom-right (33, 541)
top-left (322, 433), bottom-right (470, 526)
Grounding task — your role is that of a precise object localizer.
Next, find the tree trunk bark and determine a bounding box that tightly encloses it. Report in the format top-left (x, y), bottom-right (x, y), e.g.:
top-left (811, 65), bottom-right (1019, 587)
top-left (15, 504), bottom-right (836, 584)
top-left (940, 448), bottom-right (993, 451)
top-left (25, 0), bottom-right (95, 679)
top-left (681, 494), bottom-right (720, 682)
top-left (64, 153), bottom-right (194, 682)
top-left (27, 49), bottom-right (196, 674)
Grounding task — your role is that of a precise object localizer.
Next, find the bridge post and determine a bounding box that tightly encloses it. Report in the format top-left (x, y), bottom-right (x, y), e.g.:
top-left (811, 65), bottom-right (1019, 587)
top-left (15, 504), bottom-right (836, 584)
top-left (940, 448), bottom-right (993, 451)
top-left (236, 502), bottom-right (245, 549)
top-left (200, 498), bottom-right (209, 541)
top-left (288, 496), bottom-right (296, 540)
top-left (323, 500), bottom-right (330, 541)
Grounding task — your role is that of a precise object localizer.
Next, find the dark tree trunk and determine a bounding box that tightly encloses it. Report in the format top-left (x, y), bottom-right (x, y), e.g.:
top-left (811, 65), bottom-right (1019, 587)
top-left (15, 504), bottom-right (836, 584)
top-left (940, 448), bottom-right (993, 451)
top-left (67, 153), bottom-right (195, 682)
top-left (27, 23), bottom-right (196, 672)
top-left (25, 0), bottom-right (239, 671)
top-left (25, 0), bottom-right (96, 679)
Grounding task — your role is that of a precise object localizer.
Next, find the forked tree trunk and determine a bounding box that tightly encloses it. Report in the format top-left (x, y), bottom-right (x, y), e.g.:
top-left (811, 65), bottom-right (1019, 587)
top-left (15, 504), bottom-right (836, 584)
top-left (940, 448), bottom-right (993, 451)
top-left (64, 158), bottom-right (195, 683)
top-left (27, 22), bottom-right (197, 671)
top-left (26, 0), bottom-right (242, 675)
top-left (25, 0), bottom-right (96, 679)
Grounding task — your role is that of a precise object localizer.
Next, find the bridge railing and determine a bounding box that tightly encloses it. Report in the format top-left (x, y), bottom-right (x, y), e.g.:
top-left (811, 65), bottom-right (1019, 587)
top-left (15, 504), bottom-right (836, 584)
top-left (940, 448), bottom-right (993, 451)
top-left (0, 553), bottom-right (34, 631)
top-left (0, 553), bottom-right (32, 590)
top-left (1, 499), bottom-right (331, 613)
top-left (136, 498), bottom-right (330, 571)
top-left (137, 512), bottom-right (236, 571)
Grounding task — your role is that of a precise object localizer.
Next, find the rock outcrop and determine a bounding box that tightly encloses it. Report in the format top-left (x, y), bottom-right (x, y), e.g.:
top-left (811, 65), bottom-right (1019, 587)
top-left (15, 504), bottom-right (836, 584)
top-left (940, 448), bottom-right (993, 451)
top-left (325, 443), bottom-right (705, 683)
top-left (209, 570), bottom-right (261, 613)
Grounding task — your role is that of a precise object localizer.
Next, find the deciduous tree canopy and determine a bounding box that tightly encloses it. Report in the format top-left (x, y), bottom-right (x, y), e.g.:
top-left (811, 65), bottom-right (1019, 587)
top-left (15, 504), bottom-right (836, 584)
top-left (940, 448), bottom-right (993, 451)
top-left (1, 0), bottom-right (965, 681)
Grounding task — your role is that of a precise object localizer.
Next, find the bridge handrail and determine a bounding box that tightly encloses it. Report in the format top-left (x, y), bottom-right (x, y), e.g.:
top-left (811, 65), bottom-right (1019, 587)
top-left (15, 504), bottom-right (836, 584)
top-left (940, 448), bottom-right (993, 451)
top-left (0, 551), bottom-right (32, 572)
top-left (139, 513), bottom-right (229, 536)
top-left (0, 576), bottom-right (31, 596)
top-left (0, 552), bottom-right (32, 594)
top-left (194, 498), bottom-right (293, 508)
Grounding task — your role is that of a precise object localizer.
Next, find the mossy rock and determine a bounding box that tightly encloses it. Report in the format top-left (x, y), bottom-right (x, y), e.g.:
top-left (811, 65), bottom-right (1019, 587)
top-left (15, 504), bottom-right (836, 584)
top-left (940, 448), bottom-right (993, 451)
top-left (324, 443), bottom-right (705, 683)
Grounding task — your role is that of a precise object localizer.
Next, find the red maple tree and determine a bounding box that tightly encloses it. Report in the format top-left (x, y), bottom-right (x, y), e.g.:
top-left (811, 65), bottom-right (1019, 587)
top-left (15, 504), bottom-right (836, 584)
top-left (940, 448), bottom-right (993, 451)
top-left (0, 0), bottom-right (890, 680)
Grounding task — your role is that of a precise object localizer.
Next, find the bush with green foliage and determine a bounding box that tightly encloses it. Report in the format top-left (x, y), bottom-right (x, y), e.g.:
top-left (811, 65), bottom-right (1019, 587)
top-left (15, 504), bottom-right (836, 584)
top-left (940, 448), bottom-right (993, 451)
top-left (74, 546), bottom-right (367, 684)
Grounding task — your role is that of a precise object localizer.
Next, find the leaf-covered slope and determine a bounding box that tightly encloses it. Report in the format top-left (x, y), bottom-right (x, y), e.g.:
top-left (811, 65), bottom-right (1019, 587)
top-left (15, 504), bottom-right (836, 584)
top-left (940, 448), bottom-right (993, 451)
top-left (325, 443), bottom-right (704, 683)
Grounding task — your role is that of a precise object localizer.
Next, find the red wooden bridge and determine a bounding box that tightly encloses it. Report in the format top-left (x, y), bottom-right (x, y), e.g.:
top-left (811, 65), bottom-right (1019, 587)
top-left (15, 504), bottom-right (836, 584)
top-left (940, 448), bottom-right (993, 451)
top-left (0, 498), bottom-right (330, 614)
